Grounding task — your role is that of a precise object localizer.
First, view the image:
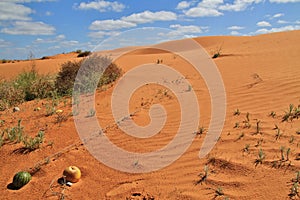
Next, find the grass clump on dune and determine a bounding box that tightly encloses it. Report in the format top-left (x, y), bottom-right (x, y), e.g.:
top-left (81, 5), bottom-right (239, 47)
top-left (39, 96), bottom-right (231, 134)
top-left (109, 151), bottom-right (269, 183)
top-left (0, 54), bottom-right (122, 111)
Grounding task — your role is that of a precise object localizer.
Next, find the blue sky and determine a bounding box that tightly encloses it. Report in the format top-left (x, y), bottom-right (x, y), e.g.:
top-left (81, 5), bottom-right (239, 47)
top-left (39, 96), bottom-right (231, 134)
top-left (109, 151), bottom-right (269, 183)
top-left (0, 0), bottom-right (299, 60)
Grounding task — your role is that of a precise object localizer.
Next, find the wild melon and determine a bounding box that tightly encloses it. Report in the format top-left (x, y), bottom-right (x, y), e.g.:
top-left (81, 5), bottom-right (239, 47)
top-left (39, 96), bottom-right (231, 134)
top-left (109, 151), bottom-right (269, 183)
top-left (12, 171), bottom-right (31, 188)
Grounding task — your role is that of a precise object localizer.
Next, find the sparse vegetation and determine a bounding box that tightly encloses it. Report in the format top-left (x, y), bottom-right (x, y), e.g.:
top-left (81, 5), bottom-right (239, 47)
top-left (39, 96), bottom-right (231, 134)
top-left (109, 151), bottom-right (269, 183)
top-left (195, 126), bottom-right (206, 136)
top-left (233, 108), bottom-right (241, 116)
top-left (269, 111), bottom-right (276, 118)
top-left (212, 44), bottom-right (223, 59)
top-left (255, 149), bottom-right (265, 166)
top-left (21, 131), bottom-right (45, 153)
top-left (196, 165), bottom-right (209, 185)
top-left (282, 104), bottom-right (300, 122)
top-left (77, 50), bottom-right (91, 57)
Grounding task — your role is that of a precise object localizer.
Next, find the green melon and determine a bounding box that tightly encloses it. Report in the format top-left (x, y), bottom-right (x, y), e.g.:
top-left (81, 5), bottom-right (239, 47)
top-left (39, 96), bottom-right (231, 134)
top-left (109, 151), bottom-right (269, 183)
top-left (12, 171), bottom-right (31, 188)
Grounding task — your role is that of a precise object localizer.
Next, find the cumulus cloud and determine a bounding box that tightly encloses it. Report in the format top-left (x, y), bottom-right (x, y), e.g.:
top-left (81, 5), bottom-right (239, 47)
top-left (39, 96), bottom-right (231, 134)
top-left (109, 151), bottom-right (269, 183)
top-left (0, 2), bottom-right (33, 21)
top-left (121, 11), bottom-right (177, 24)
top-left (1, 21), bottom-right (55, 35)
top-left (76, 0), bottom-right (125, 12)
top-left (228, 26), bottom-right (245, 30)
top-left (184, 0), bottom-right (224, 17)
top-left (219, 0), bottom-right (263, 12)
top-left (257, 21), bottom-right (272, 27)
top-left (89, 20), bottom-right (136, 31)
top-left (254, 25), bottom-right (300, 34)
top-left (176, 1), bottom-right (193, 9)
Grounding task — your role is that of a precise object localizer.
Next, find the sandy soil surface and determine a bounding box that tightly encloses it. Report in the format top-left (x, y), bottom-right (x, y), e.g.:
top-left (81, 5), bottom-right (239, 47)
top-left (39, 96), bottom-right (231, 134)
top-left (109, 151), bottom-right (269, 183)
top-left (0, 30), bottom-right (300, 200)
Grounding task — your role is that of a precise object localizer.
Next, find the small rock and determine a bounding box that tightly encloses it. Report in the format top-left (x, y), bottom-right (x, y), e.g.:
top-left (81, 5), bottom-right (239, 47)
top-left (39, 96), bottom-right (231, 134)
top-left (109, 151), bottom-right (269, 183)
top-left (13, 107), bottom-right (20, 112)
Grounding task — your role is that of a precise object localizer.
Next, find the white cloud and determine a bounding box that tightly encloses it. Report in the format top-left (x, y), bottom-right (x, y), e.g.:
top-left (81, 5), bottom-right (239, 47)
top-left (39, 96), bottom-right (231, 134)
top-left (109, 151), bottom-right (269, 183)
top-left (230, 30), bottom-right (242, 35)
top-left (60, 40), bottom-right (79, 46)
top-left (33, 34), bottom-right (65, 43)
top-left (277, 19), bottom-right (289, 24)
top-left (269, 0), bottom-right (300, 3)
top-left (272, 13), bottom-right (284, 18)
top-left (88, 31), bottom-right (119, 39)
top-left (219, 0), bottom-right (263, 12)
top-left (1, 21), bottom-right (55, 35)
top-left (121, 11), bottom-right (177, 24)
top-left (176, 1), bottom-right (193, 9)
top-left (184, 7), bottom-right (223, 17)
top-left (89, 19), bottom-right (136, 31)
top-left (184, 0), bottom-right (223, 17)
top-left (157, 24), bottom-right (204, 39)
top-left (76, 0), bottom-right (125, 12)
top-left (0, 2), bottom-right (33, 21)
top-left (254, 25), bottom-right (300, 34)
top-left (228, 25), bottom-right (245, 30)
top-left (0, 39), bottom-right (12, 48)
top-left (257, 21), bottom-right (272, 27)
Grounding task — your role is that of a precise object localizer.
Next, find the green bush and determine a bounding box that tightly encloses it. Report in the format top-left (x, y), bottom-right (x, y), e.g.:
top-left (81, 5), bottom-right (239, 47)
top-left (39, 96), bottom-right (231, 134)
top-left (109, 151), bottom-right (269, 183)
top-left (77, 51), bottom-right (91, 57)
top-left (56, 55), bottom-right (122, 96)
top-left (0, 68), bottom-right (56, 110)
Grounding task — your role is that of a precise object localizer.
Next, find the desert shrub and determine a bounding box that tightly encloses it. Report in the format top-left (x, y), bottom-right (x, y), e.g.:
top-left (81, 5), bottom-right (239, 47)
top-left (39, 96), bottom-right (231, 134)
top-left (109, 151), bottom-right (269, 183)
top-left (55, 60), bottom-right (83, 96)
top-left (56, 55), bottom-right (122, 96)
top-left (75, 49), bottom-right (82, 54)
top-left (77, 51), bottom-right (91, 57)
top-left (0, 81), bottom-right (25, 110)
top-left (0, 68), bottom-right (56, 110)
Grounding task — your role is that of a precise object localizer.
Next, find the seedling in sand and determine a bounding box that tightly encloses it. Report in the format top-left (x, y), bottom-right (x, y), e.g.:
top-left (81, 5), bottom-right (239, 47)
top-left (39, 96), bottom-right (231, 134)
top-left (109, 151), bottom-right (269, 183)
top-left (196, 165), bottom-right (209, 185)
top-left (269, 111), bottom-right (276, 118)
top-left (254, 120), bottom-right (262, 134)
top-left (21, 131), bottom-right (45, 153)
top-left (280, 146), bottom-right (286, 161)
top-left (275, 129), bottom-right (282, 140)
top-left (236, 132), bottom-right (244, 141)
top-left (289, 136), bottom-right (295, 144)
top-left (233, 108), bottom-right (241, 116)
top-left (214, 187), bottom-right (224, 197)
top-left (234, 122), bottom-right (240, 128)
top-left (243, 144), bottom-right (250, 153)
top-left (255, 149), bottom-right (265, 166)
top-left (195, 126), bottom-right (206, 136)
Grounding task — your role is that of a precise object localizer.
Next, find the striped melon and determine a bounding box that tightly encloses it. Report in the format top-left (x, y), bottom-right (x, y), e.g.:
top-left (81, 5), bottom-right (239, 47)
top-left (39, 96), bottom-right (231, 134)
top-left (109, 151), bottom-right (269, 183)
top-left (12, 171), bottom-right (31, 188)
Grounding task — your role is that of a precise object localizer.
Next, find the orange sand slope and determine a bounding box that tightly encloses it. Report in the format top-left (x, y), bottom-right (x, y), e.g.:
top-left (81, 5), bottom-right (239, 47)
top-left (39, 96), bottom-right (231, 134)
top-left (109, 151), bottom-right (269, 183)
top-left (0, 30), bottom-right (300, 200)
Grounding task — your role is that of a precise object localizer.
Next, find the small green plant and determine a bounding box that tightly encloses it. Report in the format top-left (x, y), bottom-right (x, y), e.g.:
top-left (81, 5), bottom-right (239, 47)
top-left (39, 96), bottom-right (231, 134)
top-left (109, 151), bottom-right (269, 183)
top-left (255, 138), bottom-right (263, 147)
top-left (243, 144), bottom-right (250, 153)
top-left (234, 108), bottom-right (241, 116)
top-left (282, 104), bottom-right (300, 122)
top-left (233, 122), bottom-right (240, 128)
top-left (77, 51), bottom-right (91, 57)
top-left (196, 165), bottom-right (209, 185)
top-left (280, 146), bottom-right (286, 161)
top-left (286, 147), bottom-right (291, 161)
top-left (275, 128), bottom-right (282, 140)
top-left (255, 149), bottom-right (265, 166)
top-left (289, 182), bottom-right (299, 198)
top-left (289, 136), bottom-right (295, 144)
top-left (243, 112), bottom-right (251, 128)
top-left (195, 126), bottom-right (206, 136)
top-left (236, 132), bottom-right (244, 141)
top-left (22, 131), bottom-right (45, 153)
top-left (254, 120), bottom-right (262, 134)
top-left (269, 111), bottom-right (276, 118)
top-left (45, 103), bottom-right (56, 116)
top-left (214, 187), bottom-right (224, 197)
top-left (212, 44), bottom-right (222, 59)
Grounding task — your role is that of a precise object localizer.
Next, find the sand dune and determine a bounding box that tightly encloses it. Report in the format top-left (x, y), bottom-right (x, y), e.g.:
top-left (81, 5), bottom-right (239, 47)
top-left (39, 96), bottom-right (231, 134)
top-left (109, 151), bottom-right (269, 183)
top-left (1, 30), bottom-right (300, 199)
